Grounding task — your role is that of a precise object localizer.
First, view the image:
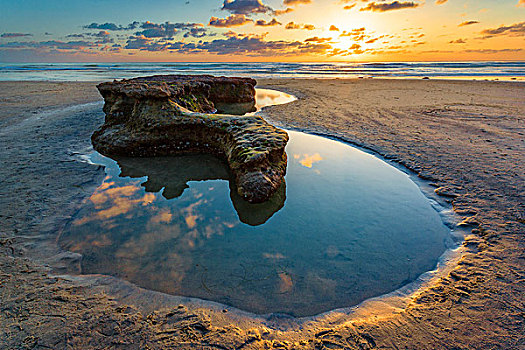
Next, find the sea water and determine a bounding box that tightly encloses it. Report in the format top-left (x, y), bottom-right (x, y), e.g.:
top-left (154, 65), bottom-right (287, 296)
top-left (1, 61), bottom-right (523, 81)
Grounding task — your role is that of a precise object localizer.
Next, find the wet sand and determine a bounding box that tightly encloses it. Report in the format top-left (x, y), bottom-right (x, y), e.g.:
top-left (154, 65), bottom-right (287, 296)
top-left (0, 81), bottom-right (101, 127)
top-left (0, 79), bottom-right (524, 349)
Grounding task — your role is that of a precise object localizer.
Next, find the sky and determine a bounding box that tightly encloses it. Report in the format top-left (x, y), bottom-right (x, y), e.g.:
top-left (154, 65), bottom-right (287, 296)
top-left (0, 0), bottom-right (524, 62)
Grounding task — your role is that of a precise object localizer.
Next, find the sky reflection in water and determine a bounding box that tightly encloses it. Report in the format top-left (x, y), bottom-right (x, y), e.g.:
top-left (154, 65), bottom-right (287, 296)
top-left (253, 88), bottom-right (296, 112)
top-left (62, 130), bottom-right (451, 316)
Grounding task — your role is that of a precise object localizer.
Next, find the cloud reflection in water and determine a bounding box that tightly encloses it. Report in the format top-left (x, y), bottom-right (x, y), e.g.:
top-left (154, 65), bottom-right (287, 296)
top-left (61, 131), bottom-right (451, 316)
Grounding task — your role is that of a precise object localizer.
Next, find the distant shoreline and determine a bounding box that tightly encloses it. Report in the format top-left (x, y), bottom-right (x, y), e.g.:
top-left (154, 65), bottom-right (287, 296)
top-left (1, 61), bottom-right (524, 82)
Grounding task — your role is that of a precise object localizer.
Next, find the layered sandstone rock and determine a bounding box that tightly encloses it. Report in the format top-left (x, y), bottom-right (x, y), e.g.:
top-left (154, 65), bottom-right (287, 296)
top-left (92, 75), bottom-right (288, 203)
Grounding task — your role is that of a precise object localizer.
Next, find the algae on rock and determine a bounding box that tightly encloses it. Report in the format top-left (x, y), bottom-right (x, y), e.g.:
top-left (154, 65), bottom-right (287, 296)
top-left (92, 75), bottom-right (289, 203)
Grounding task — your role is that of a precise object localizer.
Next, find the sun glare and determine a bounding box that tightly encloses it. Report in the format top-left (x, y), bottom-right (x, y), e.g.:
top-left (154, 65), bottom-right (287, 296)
top-left (318, 12), bottom-right (379, 54)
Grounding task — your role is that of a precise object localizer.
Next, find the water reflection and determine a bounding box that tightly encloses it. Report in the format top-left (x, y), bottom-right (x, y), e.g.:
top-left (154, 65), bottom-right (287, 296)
top-left (114, 154), bottom-right (286, 226)
top-left (295, 153), bottom-right (323, 169)
top-left (62, 131), bottom-right (451, 317)
top-left (254, 88), bottom-right (297, 112)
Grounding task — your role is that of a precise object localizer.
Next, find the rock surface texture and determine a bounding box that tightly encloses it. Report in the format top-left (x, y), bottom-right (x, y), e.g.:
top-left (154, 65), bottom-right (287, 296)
top-left (92, 75), bottom-right (289, 203)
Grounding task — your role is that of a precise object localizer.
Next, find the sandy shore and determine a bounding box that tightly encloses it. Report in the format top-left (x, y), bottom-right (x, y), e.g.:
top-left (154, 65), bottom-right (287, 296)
top-left (0, 81), bottom-right (102, 127)
top-left (0, 79), bottom-right (523, 349)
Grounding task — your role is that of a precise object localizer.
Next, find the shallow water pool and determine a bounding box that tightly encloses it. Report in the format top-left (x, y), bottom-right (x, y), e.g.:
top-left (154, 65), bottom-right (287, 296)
top-left (61, 128), bottom-right (451, 317)
top-left (253, 88), bottom-right (296, 111)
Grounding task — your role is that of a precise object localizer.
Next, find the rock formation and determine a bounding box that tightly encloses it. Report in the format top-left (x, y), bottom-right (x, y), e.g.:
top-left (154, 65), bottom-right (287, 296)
top-left (92, 75), bottom-right (289, 203)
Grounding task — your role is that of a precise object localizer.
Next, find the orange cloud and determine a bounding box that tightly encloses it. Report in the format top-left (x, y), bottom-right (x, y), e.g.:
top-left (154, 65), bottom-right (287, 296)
top-left (274, 7), bottom-right (294, 15)
top-left (209, 14), bottom-right (253, 28)
top-left (360, 1), bottom-right (420, 12)
top-left (278, 272), bottom-right (293, 293)
top-left (297, 153), bottom-right (323, 168)
top-left (284, 0), bottom-right (311, 5)
top-left (459, 21), bottom-right (479, 27)
top-left (285, 22), bottom-right (315, 30)
top-left (150, 209), bottom-right (173, 224)
top-left (255, 18), bottom-right (281, 27)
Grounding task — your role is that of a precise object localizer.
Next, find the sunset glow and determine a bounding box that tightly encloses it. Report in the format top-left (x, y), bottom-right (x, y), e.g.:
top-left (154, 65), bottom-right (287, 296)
top-left (1, 0), bottom-right (524, 62)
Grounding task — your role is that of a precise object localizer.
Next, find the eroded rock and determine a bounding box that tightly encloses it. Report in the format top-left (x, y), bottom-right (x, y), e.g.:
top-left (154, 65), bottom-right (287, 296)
top-left (92, 75), bottom-right (289, 203)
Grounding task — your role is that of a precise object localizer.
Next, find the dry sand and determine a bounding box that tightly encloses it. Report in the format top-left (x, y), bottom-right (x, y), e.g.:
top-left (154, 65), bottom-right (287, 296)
top-left (0, 79), bottom-right (523, 349)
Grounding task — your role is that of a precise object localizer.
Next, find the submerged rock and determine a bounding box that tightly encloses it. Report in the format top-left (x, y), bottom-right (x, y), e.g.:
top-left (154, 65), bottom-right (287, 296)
top-left (92, 75), bottom-right (289, 203)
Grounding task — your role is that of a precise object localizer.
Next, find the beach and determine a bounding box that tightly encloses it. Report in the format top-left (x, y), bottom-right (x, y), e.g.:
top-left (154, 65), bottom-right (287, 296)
top-left (0, 78), bottom-right (523, 349)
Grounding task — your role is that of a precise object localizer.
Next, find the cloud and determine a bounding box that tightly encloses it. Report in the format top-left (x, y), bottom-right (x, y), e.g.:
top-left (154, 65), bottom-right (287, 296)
top-left (449, 38), bottom-right (466, 44)
top-left (183, 27), bottom-right (212, 38)
top-left (125, 35), bottom-right (172, 51)
top-left (339, 27), bottom-right (367, 41)
top-left (121, 33), bottom-right (330, 56)
top-left (175, 23), bottom-right (205, 30)
top-left (222, 0), bottom-right (273, 14)
top-left (285, 22), bottom-right (315, 30)
top-left (329, 25), bottom-right (340, 31)
top-left (1, 33), bottom-right (33, 38)
top-left (222, 30), bottom-right (240, 37)
top-left (255, 18), bottom-right (281, 26)
top-left (283, 0), bottom-right (311, 5)
top-left (135, 22), bottom-right (179, 38)
top-left (464, 48), bottom-right (523, 54)
top-left (304, 36), bottom-right (332, 43)
top-left (125, 32), bottom-right (333, 56)
top-left (480, 21), bottom-right (525, 38)
top-left (92, 30), bottom-right (110, 38)
top-left (339, 28), bottom-right (388, 44)
top-left (84, 22), bottom-right (139, 31)
top-left (84, 21), bottom-right (207, 39)
top-left (518, 0), bottom-right (525, 7)
top-left (274, 7), bottom-right (294, 15)
top-left (209, 14), bottom-right (253, 27)
top-left (339, 0), bottom-right (357, 10)
top-left (108, 43), bottom-right (122, 52)
top-left (435, 0), bottom-right (447, 4)
top-left (325, 43), bottom-right (365, 57)
top-left (365, 36), bottom-right (384, 43)
top-left (66, 34), bottom-right (86, 38)
top-left (285, 22), bottom-right (300, 29)
top-left (0, 40), bottom-right (98, 51)
top-left (66, 30), bottom-right (111, 40)
top-left (458, 21), bottom-right (479, 27)
top-left (360, 1), bottom-right (420, 12)
top-left (195, 35), bottom-right (332, 56)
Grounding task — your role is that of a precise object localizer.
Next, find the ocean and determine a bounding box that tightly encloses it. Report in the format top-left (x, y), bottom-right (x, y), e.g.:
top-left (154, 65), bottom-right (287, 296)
top-left (0, 61), bottom-right (523, 81)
